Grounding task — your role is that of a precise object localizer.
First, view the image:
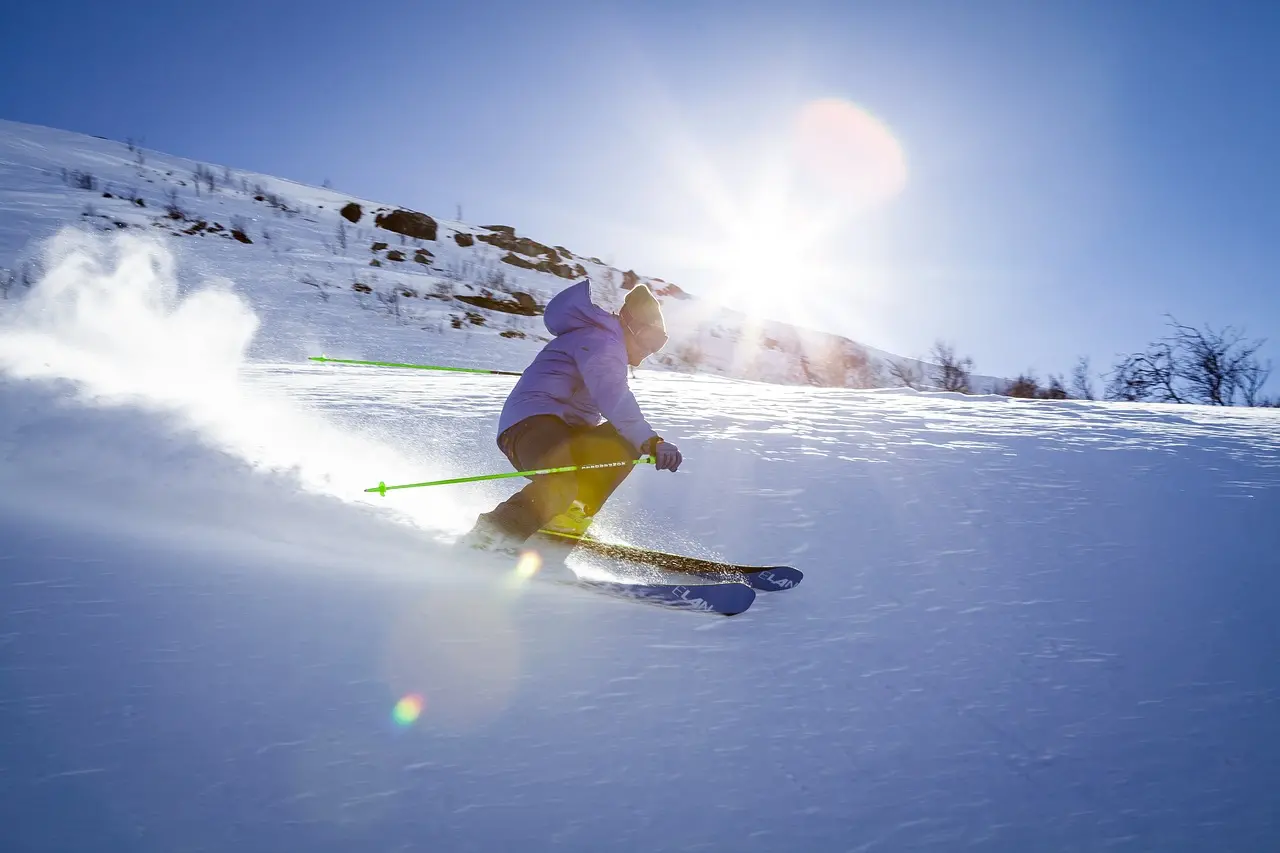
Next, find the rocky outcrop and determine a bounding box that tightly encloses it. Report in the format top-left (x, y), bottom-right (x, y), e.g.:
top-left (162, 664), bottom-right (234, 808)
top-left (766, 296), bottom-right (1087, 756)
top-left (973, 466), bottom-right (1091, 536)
top-left (374, 209), bottom-right (437, 241)
top-left (455, 289), bottom-right (543, 316)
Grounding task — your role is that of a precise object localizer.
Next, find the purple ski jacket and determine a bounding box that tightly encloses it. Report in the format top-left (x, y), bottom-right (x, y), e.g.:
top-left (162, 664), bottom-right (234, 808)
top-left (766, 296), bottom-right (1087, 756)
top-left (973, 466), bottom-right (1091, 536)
top-left (497, 280), bottom-right (657, 452)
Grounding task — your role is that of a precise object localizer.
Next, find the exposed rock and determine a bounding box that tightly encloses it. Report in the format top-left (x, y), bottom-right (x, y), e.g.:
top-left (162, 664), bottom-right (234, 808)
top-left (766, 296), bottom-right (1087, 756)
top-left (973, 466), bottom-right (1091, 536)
top-left (456, 289), bottom-right (543, 316)
top-left (375, 209), bottom-right (438, 241)
top-left (371, 241), bottom-right (388, 252)
top-left (340, 202), bottom-right (363, 223)
top-left (466, 311), bottom-right (486, 326)
top-left (500, 329), bottom-right (526, 339)
top-left (485, 225), bottom-right (516, 236)
top-left (479, 232), bottom-right (549, 258)
top-left (385, 250), bottom-right (405, 262)
top-left (413, 249), bottom-right (433, 265)
top-left (231, 229), bottom-right (252, 244)
top-left (352, 282), bottom-right (372, 293)
top-left (497, 251), bottom-right (579, 280)
top-left (500, 252), bottom-right (537, 270)
top-left (454, 233), bottom-right (475, 248)
top-left (622, 270), bottom-right (640, 290)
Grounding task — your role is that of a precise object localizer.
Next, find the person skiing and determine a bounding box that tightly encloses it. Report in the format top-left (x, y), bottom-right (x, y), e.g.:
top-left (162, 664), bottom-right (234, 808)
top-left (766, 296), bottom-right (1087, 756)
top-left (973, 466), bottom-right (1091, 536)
top-left (461, 277), bottom-right (682, 551)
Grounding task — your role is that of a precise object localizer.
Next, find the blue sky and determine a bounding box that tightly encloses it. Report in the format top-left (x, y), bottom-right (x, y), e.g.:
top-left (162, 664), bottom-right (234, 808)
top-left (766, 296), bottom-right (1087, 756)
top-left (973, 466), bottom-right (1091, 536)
top-left (2, 0), bottom-right (1278, 386)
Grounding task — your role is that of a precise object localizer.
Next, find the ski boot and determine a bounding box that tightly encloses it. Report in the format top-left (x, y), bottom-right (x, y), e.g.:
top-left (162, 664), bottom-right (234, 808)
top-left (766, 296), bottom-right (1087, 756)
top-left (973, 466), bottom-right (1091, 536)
top-left (541, 500), bottom-right (593, 539)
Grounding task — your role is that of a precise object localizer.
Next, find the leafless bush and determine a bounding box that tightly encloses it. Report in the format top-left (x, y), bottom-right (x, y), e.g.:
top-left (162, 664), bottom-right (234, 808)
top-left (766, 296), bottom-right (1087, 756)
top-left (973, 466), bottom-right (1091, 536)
top-left (483, 263), bottom-right (508, 290)
top-left (301, 272), bottom-right (331, 302)
top-left (193, 164), bottom-right (216, 193)
top-left (335, 220), bottom-right (348, 252)
top-left (1105, 316), bottom-right (1271, 406)
top-left (930, 341), bottom-right (973, 393)
top-left (1043, 374), bottom-right (1069, 399)
top-left (0, 268), bottom-right (14, 299)
top-left (66, 169), bottom-right (98, 191)
top-left (1070, 357), bottom-right (1095, 400)
top-left (375, 288), bottom-right (404, 320)
top-left (887, 359), bottom-right (925, 390)
top-left (997, 373), bottom-right (1042, 398)
top-left (164, 187), bottom-right (186, 219)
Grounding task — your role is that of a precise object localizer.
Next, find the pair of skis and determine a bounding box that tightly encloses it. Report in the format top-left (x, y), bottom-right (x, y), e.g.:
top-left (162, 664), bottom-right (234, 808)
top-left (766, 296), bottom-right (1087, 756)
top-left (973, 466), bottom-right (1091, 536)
top-left (535, 529), bottom-right (803, 616)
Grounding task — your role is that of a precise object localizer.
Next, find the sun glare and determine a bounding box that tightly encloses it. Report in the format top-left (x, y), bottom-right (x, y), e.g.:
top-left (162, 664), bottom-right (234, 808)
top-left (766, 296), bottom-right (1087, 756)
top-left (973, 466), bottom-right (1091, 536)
top-left (673, 98), bottom-right (908, 320)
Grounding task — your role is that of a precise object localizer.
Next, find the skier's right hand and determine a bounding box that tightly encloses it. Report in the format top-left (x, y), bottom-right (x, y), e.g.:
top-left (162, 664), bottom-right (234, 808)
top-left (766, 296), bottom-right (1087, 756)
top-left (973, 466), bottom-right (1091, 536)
top-left (644, 437), bottom-right (682, 472)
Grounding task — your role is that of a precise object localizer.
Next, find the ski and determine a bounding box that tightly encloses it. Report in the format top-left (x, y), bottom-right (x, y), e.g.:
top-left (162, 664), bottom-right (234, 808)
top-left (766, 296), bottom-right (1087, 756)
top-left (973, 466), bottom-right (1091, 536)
top-left (535, 530), bottom-right (803, 592)
top-left (565, 578), bottom-right (755, 616)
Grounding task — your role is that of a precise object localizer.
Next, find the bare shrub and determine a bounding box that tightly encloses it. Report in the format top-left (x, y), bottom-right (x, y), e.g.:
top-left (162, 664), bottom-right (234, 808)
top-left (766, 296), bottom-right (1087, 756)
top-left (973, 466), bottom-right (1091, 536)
top-left (998, 373), bottom-right (1042, 398)
top-left (1070, 356), bottom-right (1095, 400)
top-left (888, 359), bottom-right (925, 390)
top-left (67, 170), bottom-right (98, 191)
top-left (193, 164), bottom-right (216, 193)
top-left (1043, 374), bottom-right (1069, 399)
top-left (0, 268), bottom-right (14, 299)
top-left (1105, 316), bottom-right (1270, 406)
top-left (164, 187), bottom-right (186, 220)
top-left (376, 288), bottom-right (403, 319)
top-left (301, 272), bottom-right (331, 302)
top-left (930, 341), bottom-right (973, 393)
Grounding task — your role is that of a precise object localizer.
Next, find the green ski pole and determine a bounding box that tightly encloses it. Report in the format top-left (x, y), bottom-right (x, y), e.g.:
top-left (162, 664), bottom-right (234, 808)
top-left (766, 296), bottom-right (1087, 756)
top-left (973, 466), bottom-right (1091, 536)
top-left (309, 355), bottom-right (523, 377)
top-left (365, 457), bottom-right (655, 497)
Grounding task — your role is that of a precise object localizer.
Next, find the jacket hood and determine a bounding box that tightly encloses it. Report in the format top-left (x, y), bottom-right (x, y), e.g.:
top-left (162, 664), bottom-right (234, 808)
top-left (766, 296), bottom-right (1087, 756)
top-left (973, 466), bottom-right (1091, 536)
top-left (544, 279), bottom-right (622, 337)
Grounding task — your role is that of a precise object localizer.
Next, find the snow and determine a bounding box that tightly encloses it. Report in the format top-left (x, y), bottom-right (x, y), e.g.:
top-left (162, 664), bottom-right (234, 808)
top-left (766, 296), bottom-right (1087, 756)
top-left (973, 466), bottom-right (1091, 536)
top-left (2, 121), bottom-right (1280, 851)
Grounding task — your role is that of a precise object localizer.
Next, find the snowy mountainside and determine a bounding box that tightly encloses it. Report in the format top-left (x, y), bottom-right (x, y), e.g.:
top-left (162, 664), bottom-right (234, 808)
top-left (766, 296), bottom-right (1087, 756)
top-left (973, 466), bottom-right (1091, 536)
top-left (0, 118), bottom-right (937, 387)
top-left (2, 119), bottom-right (1280, 851)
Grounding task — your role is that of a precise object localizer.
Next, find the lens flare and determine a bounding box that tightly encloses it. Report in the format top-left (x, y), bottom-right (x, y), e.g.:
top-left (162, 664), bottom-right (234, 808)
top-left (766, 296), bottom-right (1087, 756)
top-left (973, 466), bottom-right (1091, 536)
top-left (793, 98), bottom-right (908, 207)
top-left (514, 550), bottom-right (542, 580)
top-left (392, 693), bottom-right (425, 726)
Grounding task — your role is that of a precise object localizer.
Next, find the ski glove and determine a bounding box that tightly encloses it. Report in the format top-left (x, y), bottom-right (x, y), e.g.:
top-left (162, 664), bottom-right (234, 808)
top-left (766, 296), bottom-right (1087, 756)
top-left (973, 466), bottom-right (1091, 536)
top-left (643, 436), bottom-right (682, 472)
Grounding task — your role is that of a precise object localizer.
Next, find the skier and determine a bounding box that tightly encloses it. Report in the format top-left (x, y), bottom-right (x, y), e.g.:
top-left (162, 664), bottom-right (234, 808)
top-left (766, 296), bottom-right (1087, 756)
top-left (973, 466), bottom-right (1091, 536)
top-left (461, 277), bottom-right (682, 551)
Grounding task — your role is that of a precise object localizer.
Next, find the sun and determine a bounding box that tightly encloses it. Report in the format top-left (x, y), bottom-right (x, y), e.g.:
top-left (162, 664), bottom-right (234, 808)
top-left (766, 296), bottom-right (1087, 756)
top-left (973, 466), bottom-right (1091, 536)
top-left (672, 98), bottom-right (909, 320)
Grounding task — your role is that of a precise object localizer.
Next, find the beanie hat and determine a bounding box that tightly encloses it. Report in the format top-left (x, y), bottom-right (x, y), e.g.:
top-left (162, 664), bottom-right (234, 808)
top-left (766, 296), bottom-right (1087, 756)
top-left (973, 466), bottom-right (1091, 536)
top-left (619, 284), bottom-right (665, 335)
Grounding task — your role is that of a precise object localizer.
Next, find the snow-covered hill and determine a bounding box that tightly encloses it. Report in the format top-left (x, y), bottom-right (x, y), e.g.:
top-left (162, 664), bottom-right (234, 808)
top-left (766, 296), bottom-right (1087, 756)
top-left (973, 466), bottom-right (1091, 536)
top-left (2, 121), bottom-right (1279, 851)
top-left (0, 118), bottom-right (950, 388)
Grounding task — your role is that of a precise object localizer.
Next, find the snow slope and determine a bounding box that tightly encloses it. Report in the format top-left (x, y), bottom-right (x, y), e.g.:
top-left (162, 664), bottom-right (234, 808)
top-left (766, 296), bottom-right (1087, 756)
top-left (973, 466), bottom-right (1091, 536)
top-left (0, 118), bottom-right (989, 390)
top-left (2, 125), bottom-right (1280, 852)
